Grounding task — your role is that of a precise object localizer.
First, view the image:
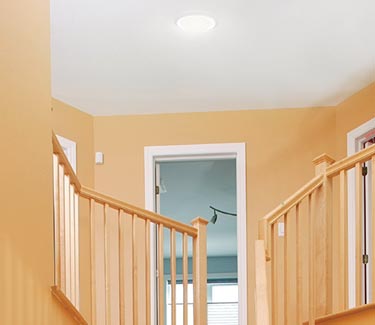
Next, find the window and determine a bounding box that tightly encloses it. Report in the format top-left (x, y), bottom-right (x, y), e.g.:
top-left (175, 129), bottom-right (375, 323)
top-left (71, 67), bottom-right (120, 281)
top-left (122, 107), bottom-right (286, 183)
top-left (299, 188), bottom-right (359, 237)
top-left (167, 279), bottom-right (238, 325)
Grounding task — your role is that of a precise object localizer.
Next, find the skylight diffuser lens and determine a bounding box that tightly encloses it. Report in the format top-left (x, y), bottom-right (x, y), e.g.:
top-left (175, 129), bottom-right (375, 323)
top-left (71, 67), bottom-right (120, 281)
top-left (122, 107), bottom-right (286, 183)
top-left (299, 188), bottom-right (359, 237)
top-left (176, 15), bottom-right (216, 33)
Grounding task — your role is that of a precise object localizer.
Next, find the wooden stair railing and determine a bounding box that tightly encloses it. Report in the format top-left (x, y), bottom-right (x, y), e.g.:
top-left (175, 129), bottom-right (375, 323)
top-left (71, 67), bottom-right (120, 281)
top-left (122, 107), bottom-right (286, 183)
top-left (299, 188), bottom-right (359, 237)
top-left (256, 146), bottom-right (375, 325)
top-left (52, 133), bottom-right (208, 325)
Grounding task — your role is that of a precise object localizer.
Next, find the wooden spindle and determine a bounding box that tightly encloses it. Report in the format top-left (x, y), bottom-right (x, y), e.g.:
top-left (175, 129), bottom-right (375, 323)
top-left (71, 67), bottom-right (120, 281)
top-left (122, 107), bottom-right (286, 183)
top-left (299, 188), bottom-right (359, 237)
top-left (308, 194), bottom-right (315, 325)
top-left (132, 214), bottom-right (138, 325)
top-left (53, 155), bottom-right (61, 287)
top-left (372, 156), bottom-right (375, 303)
top-left (284, 213), bottom-right (288, 325)
top-left (171, 229), bottom-right (177, 325)
top-left (74, 192), bottom-right (79, 308)
top-left (192, 218), bottom-right (208, 325)
top-left (339, 170), bottom-right (348, 309)
top-left (296, 203), bottom-right (302, 324)
top-left (271, 223), bottom-right (278, 325)
top-left (145, 219), bottom-right (151, 325)
top-left (183, 233), bottom-right (188, 325)
top-left (158, 224), bottom-right (165, 325)
top-left (355, 162), bottom-right (363, 306)
top-left (90, 199), bottom-right (97, 325)
top-left (255, 240), bottom-right (270, 325)
top-left (104, 204), bottom-right (111, 325)
top-left (64, 175), bottom-right (71, 299)
top-left (59, 164), bottom-right (66, 293)
top-left (118, 210), bottom-right (125, 325)
top-left (70, 184), bottom-right (75, 306)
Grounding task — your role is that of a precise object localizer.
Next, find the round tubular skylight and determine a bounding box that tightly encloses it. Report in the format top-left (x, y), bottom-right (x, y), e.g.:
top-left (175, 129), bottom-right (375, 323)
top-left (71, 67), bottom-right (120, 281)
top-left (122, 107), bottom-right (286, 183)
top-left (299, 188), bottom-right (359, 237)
top-left (176, 14), bottom-right (216, 33)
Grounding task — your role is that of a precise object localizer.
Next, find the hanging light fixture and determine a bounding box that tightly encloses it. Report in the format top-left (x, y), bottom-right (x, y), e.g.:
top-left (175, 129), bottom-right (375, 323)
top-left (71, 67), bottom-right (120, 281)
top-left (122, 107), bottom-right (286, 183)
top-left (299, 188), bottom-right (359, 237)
top-left (209, 205), bottom-right (236, 224)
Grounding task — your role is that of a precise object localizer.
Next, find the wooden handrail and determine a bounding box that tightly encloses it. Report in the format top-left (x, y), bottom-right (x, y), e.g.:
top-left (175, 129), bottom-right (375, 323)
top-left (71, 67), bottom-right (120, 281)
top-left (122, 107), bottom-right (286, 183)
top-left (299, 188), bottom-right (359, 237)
top-left (53, 132), bottom-right (205, 325)
top-left (51, 286), bottom-right (88, 325)
top-left (52, 133), bottom-right (81, 191)
top-left (80, 186), bottom-right (198, 237)
top-left (327, 143), bottom-right (375, 177)
top-left (262, 174), bottom-right (324, 225)
top-left (53, 132), bottom-right (197, 237)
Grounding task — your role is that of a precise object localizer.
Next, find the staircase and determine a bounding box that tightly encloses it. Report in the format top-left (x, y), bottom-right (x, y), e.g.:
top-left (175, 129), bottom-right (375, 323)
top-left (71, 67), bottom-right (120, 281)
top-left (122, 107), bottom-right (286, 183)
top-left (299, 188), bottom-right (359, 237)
top-left (51, 133), bottom-right (208, 324)
top-left (256, 147), bottom-right (375, 324)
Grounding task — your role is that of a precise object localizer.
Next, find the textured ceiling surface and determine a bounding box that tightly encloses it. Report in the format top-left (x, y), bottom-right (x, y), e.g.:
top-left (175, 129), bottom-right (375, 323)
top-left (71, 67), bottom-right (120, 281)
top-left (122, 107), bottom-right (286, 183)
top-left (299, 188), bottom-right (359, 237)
top-left (51, 0), bottom-right (375, 115)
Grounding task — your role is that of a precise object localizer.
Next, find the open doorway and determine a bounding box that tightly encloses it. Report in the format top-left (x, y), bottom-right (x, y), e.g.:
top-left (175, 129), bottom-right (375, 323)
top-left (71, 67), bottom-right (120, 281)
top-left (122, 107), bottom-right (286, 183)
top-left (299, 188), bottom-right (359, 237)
top-left (158, 159), bottom-right (237, 324)
top-left (347, 118), bottom-right (375, 306)
top-left (144, 143), bottom-right (247, 325)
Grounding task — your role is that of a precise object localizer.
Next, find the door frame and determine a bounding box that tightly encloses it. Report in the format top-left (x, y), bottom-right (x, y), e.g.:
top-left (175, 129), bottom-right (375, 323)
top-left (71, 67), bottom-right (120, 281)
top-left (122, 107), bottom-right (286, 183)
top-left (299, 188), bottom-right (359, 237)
top-left (347, 117), bottom-right (375, 307)
top-left (144, 143), bottom-right (247, 325)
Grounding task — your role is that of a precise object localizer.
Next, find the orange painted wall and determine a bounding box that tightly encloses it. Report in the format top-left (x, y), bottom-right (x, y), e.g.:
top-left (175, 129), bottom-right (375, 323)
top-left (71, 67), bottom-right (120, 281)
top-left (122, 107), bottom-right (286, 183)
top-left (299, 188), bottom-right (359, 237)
top-left (0, 0), bottom-right (79, 323)
top-left (51, 98), bottom-right (95, 321)
top-left (335, 82), bottom-right (375, 159)
top-left (93, 106), bottom-right (337, 323)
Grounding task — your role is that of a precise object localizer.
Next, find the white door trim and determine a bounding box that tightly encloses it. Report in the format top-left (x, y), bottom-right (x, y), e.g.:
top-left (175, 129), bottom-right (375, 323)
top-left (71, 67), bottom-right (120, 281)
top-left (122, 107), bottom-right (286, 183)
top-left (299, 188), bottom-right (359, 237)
top-left (144, 143), bottom-right (247, 325)
top-left (56, 134), bottom-right (77, 173)
top-left (347, 117), bottom-right (375, 307)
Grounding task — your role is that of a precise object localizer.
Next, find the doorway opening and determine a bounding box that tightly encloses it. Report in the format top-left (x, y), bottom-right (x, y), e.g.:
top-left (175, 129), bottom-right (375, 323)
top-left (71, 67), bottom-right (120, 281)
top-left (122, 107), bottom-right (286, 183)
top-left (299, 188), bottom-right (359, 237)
top-left (144, 143), bottom-right (247, 325)
top-left (347, 118), bottom-right (375, 306)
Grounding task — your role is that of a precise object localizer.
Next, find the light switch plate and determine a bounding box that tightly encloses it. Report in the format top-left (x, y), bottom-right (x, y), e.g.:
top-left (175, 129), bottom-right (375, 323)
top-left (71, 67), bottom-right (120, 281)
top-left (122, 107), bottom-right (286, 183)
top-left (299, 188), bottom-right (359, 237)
top-left (278, 222), bottom-right (285, 237)
top-left (95, 152), bottom-right (104, 165)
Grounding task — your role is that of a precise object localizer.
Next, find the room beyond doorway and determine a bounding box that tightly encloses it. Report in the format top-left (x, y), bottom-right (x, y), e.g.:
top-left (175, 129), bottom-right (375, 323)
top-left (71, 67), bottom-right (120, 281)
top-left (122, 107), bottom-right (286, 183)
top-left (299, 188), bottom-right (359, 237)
top-left (144, 143), bottom-right (247, 325)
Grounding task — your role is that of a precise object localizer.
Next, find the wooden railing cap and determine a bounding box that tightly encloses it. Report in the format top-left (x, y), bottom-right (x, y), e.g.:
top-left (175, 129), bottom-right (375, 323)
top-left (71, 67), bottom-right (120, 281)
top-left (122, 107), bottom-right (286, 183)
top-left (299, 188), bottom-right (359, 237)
top-left (312, 153), bottom-right (336, 166)
top-left (191, 217), bottom-right (209, 226)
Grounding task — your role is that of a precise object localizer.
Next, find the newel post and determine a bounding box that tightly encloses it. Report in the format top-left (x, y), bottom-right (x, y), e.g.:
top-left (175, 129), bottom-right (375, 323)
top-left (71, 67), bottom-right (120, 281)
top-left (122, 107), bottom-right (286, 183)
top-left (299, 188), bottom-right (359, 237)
top-left (312, 153), bottom-right (335, 316)
top-left (192, 217), bottom-right (209, 325)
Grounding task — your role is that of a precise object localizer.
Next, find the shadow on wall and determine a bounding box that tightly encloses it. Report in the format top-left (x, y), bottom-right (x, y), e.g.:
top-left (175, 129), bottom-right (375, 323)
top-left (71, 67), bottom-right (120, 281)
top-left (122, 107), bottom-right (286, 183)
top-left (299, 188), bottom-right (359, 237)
top-left (0, 236), bottom-right (77, 325)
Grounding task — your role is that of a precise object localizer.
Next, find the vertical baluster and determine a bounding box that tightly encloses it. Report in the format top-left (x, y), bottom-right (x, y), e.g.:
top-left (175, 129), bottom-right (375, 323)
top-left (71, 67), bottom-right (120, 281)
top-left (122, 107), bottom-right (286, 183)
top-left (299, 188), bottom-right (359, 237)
top-left (271, 223), bottom-right (278, 325)
top-left (183, 233), bottom-right (188, 325)
top-left (171, 229), bottom-right (177, 325)
top-left (70, 184), bottom-right (75, 306)
top-left (132, 214), bottom-right (138, 324)
top-left (308, 194), bottom-right (315, 325)
top-left (118, 210), bottom-right (125, 325)
top-left (339, 170), bottom-right (348, 309)
top-left (372, 156), bottom-right (375, 303)
top-left (296, 203), bottom-right (302, 324)
top-left (59, 164), bottom-right (66, 293)
top-left (158, 224), bottom-right (165, 325)
top-left (192, 218), bottom-right (208, 325)
top-left (64, 175), bottom-right (71, 299)
top-left (90, 199), bottom-right (97, 325)
top-left (53, 155), bottom-right (61, 287)
top-left (145, 219), bottom-right (151, 325)
top-left (355, 162), bottom-right (363, 306)
top-left (74, 192), bottom-right (80, 309)
top-left (104, 204), bottom-right (111, 325)
top-left (284, 213), bottom-right (288, 325)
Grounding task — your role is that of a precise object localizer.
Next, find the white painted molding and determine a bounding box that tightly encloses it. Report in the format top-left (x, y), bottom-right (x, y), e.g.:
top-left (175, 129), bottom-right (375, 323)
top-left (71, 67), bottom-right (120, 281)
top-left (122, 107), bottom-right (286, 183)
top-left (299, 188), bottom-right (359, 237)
top-left (347, 117), bottom-right (375, 307)
top-left (56, 135), bottom-right (77, 173)
top-left (144, 143), bottom-right (247, 325)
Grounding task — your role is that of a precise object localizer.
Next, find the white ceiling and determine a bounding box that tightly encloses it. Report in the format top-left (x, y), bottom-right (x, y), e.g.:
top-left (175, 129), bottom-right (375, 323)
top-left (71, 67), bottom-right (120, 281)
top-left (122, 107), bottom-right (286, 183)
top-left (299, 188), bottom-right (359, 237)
top-left (51, 0), bottom-right (375, 116)
top-left (159, 160), bottom-right (237, 257)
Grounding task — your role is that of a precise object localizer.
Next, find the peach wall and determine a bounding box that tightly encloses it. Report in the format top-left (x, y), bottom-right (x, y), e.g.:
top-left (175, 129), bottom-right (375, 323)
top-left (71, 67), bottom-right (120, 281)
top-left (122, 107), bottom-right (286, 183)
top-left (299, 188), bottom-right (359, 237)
top-left (93, 107), bottom-right (337, 323)
top-left (0, 0), bottom-right (77, 323)
top-left (335, 83), bottom-right (375, 158)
